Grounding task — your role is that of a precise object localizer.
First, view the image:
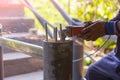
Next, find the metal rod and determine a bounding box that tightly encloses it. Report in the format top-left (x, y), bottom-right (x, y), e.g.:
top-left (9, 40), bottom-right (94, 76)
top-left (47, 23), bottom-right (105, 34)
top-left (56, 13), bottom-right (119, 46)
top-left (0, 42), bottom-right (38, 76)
top-left (59, 24), bottom-right (62, 41)
top-left (0, 37), bottom-right (43, 58)
top-left (59, 24), bottom-right (66, 41)
top-left (20, 0), bottom-right (54, 38)
top-left (0, 24), bottom-right (2, 36)
top-left (45, 23), bottom-right (48, 42)
top-left (0, 25), bottom-right (4, 80)
top-left (50, 0), bottom-right (84, 26)
top-left (54, 27), bottom-right (57, 42)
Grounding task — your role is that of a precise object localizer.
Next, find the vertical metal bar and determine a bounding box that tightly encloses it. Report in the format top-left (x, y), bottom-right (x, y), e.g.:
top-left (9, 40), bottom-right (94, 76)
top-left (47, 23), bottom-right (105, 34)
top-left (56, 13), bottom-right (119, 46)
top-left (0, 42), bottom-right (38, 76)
top-left (43, 40), bottom-right (73, 80)
top-left (54, 27), bottom-right (57, 42)
top-left (59, 24), bottom-right (66, 41)
top-left (0, 24), bottom-right (4, 80)
top-left (59, 24), bottom-right (62, 41)
top-left (45, 23), bottom-right (48, 42)
top-left (0, 46), bottom-right (3, 80)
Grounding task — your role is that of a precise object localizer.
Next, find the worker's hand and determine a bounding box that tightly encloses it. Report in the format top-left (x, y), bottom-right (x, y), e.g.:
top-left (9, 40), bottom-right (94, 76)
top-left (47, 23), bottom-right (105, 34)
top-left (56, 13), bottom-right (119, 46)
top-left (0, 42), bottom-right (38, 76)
top-left (84, 21), bottom-right (94, 27)
top-left (79, 21), bottom-right (106, 41)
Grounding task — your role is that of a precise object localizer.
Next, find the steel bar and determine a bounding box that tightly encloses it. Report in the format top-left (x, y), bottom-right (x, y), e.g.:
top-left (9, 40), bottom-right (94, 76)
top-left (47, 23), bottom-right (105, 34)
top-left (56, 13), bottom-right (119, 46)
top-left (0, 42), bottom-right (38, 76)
top-left (59, 24), bottom-right (63, 41)
top-left (0, 25), bottom-right (4, 80)
top-left (50, 0), bottom-right (83, 26)
top-left (43, 40), bottom-right (73, 80)
top-left (51, 1), bottom-right (84, 79)
top-left (54, 27), bottom-right (57, 42)
top-left (20, 0), bottom-right (54, 38)
top-left (0, 47), bottom-right (3, 80)
top-left (45, 23), bottom-right (48, 42)
top-left (59, 24), bottom-right (66, 41)
top-left (0, 37), bottom-right (43, 58)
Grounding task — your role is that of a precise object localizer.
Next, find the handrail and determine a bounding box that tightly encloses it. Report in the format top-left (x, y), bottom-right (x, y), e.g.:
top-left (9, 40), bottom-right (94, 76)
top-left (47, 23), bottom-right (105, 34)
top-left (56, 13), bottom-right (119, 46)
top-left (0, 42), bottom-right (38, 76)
top-left (20, 0), bottom-right (55, 38)
top-left (0, 37), bottom-right (43, 58)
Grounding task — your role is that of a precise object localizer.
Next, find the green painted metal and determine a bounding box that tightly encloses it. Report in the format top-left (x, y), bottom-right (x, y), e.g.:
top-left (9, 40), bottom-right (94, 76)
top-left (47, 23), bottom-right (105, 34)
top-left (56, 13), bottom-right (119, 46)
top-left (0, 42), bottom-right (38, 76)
top-left (0, 37), bottom-right (43, 58)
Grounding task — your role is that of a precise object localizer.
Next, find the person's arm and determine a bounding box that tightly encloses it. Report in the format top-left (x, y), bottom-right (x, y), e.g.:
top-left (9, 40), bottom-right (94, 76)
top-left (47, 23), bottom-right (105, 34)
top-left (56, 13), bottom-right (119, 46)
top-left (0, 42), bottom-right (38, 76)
top-left (79, 10), bottom-right (120, 41)
top-left (79, 21), bottom-right (106, 41)
top-left (79, 20), bottom-right (119, 41)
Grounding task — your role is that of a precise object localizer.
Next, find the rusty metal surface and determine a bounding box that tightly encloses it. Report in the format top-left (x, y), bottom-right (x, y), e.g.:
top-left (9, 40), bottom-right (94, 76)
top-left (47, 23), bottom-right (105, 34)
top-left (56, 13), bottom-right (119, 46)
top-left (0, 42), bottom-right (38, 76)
top-left (0, 37), bottom-right (43, 58)
top-left (43, 40), bottom-right (73, 80)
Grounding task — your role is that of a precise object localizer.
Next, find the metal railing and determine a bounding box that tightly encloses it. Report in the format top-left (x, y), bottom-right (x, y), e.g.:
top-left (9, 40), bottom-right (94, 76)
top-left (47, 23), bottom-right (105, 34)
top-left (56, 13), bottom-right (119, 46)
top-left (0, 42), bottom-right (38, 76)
top-left (0, 37), bottom-right (43, 58)
top-left (20, 0), bottom-right (55, 38)
top-left (0, 27), bottom-right (43, 80)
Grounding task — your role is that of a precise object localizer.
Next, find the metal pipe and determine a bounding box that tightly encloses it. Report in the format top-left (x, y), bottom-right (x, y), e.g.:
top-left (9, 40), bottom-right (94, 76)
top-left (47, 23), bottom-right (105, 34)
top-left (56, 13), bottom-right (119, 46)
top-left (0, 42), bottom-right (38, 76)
top-left (59, 24), bottom-right (62, 41)
top-left (73, 39), bottom-right (84, 80)
top-left (50, 0), bottom-right (73, 25)
top-left (0, 37), bottom-right (43, 58)
top-left (43, 40), bottom-right (73, 80)
top-left (0, 47), bottom-right (3, 80)
top-left (50, 0), bottom-right (83, 26)
top-left (0, 25), bottom-right (4, 80)
top-left (20, 0), bottom-right (54, 38)
top-left (59, 24), bottom-right (66, 41)
top-left (54, 27), bottom-right (57, 42)
top-left (50, 1), bottom-right (85, 79)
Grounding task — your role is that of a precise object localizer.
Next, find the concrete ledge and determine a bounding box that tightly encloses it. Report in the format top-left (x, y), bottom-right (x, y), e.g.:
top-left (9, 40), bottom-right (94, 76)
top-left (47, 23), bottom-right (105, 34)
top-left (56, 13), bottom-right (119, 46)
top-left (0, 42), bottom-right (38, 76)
top-left (3, 52), bottom-right (43, 77)
top-left (5, 70), bottom-right (43, 80)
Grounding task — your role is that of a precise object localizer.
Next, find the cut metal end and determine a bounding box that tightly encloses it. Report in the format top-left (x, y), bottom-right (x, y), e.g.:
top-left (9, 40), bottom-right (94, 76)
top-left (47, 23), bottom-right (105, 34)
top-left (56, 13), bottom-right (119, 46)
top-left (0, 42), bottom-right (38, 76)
top-left (45, 23), bottom-right (48, 42)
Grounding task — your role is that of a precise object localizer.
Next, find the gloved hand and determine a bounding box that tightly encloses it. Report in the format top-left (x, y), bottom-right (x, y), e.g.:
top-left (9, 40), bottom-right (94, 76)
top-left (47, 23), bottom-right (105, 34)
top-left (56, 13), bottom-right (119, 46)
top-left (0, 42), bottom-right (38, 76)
top-left (79, 21), bottom-right (106, 41)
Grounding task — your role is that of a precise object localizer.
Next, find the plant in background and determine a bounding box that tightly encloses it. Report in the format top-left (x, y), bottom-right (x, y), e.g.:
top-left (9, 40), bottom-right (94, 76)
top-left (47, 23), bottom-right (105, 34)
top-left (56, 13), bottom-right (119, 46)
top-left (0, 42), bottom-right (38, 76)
top-left (24, 0), bottom-right (119, 66)
top-left (77, 0), bottom-right (119, 21)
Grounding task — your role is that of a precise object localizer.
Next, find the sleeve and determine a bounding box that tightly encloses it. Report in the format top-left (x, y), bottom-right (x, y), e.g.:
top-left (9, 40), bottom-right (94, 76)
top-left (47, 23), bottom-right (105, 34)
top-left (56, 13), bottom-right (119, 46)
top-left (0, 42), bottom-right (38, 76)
top-left (104, 10), bottom-right (120, 35)
top-left (111, 10), bottom-right (120, 21)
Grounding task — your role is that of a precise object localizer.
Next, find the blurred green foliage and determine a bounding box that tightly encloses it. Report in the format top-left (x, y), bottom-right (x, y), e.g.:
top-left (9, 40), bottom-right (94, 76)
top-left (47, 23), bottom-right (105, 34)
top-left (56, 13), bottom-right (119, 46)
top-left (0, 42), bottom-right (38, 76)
top-left (24, 0), bottom-right (120, 32)
top-left (24, 0), bottom-right (119, 51)
top-left (24, 0), bottom-right (120, 66)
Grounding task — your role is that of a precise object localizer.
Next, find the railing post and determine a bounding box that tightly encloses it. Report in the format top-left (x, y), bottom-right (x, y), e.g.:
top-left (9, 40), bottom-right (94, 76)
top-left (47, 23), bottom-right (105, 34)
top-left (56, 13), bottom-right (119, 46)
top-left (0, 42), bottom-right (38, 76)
top-left (0, 24), bottom-right (4, 80)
